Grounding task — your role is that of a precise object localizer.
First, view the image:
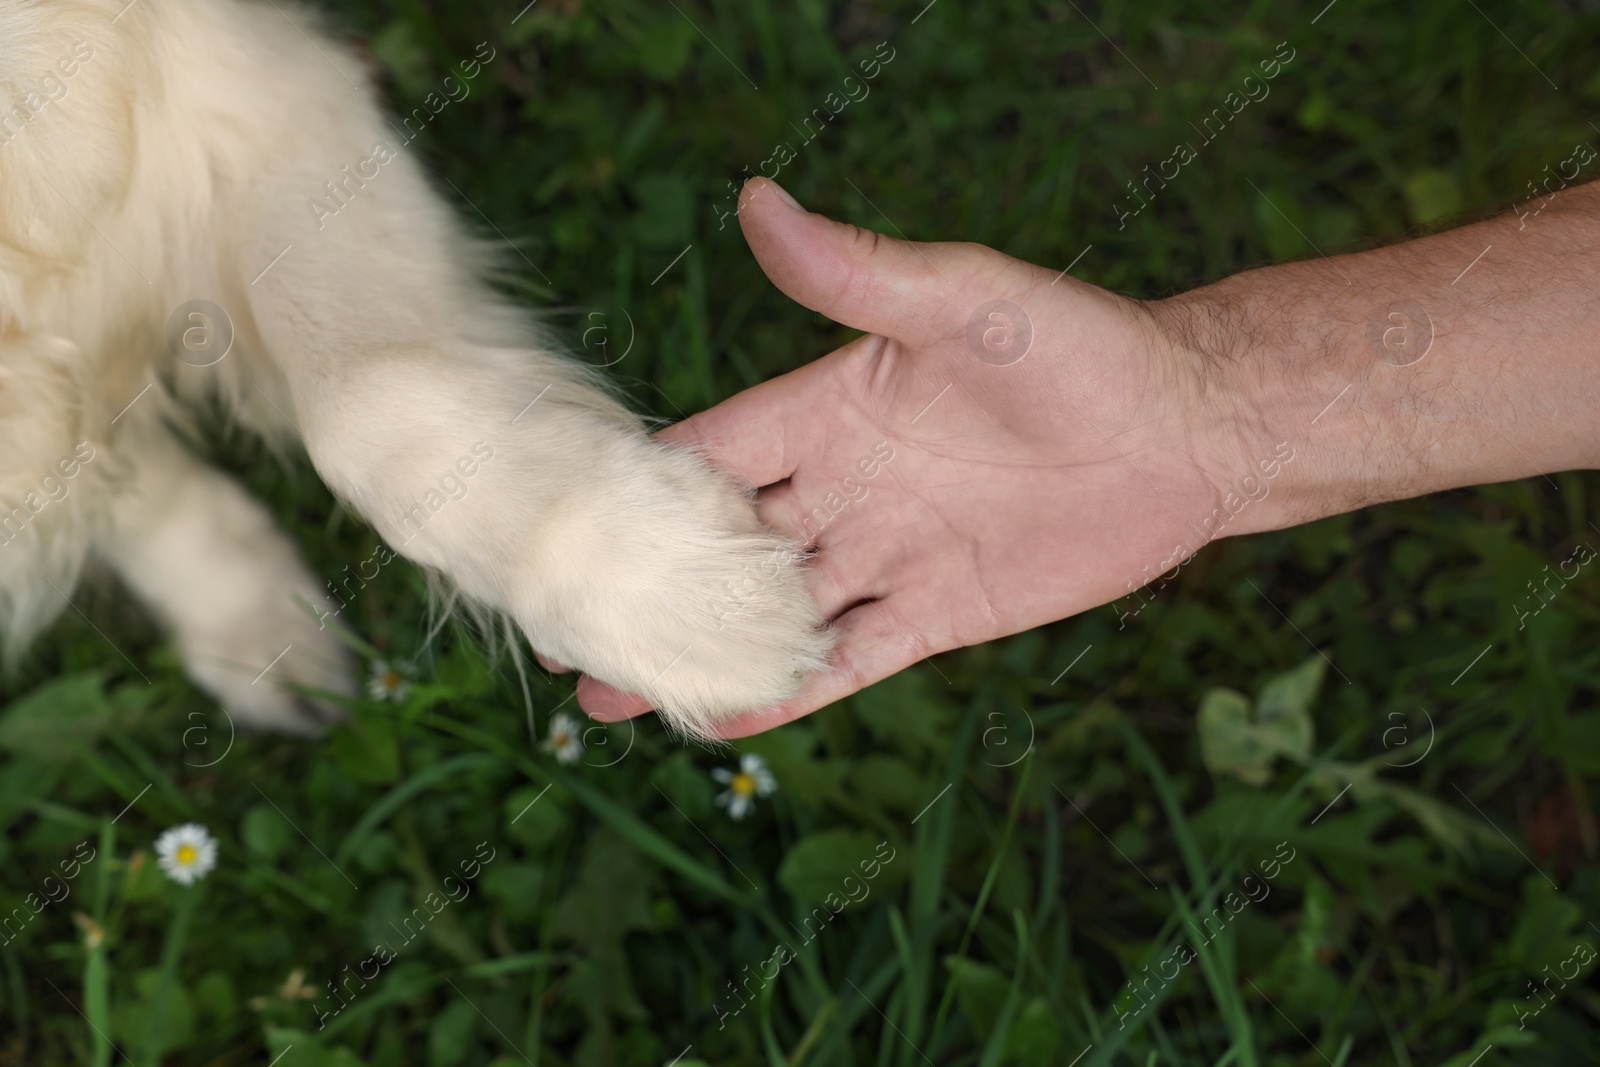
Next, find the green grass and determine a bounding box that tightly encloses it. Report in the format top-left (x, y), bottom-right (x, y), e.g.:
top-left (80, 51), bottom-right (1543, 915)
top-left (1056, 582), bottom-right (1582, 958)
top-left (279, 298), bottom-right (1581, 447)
top-left (6, 0), bottom-right (1600, 1064)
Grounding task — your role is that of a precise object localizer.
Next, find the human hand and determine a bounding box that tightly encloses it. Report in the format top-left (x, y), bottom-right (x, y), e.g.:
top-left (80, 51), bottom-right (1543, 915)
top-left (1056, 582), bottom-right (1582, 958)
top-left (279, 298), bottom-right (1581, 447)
top-left (566, 177), bottom-right (1258, 737)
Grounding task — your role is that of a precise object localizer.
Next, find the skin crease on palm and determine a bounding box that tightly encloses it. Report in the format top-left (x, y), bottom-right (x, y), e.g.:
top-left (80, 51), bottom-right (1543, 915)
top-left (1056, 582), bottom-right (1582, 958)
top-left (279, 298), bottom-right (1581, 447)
top-left (549, 175), bottom-right (1251, 736)
top-left (550, 175), bottom-right (1600, 738)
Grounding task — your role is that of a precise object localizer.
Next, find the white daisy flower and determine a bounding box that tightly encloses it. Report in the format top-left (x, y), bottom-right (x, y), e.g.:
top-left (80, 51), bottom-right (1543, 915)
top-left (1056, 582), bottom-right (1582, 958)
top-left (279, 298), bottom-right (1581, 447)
top-left (366, 659), bottom-right (412, 702)
top-left (712, 753), bottom-right (777, 821)
top-left (154, 823), bottom-right (218, 886)
top-left (541, 712), bottom-right (585, 764)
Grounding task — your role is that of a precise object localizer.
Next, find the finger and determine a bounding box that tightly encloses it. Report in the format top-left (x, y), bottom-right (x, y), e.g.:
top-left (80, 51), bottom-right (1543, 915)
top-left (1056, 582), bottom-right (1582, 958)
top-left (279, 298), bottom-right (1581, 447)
top-left (535, 652), bottom-right (571, 673)
top-left (712, 596), bottom-right (940, 739)
top-left (738, 177), bottom-right (962, 344)
top-left (656, 330), bottom-right (885, 490)
top-left (805, 534), bottom-right (891, 621)
top-left (752, 480), bottom-right (813, 543)
top-left (750, 482), bottom-right (890, 619)
top-left (656, 403), bottom-right (800, 490)
top-left (576, 673), bottom-right (652, 721)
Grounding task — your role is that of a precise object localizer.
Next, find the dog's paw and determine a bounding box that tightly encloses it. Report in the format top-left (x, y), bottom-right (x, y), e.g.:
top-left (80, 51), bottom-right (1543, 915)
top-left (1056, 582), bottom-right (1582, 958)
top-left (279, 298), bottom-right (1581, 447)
top-left (509, 436), bottom-right (833, 740)
top-left (172, 575), bottom-right (356, 736)
top-left (108, 459), bottom-right (356, 734)
top-left (304, 360), bottom-right (830, 740)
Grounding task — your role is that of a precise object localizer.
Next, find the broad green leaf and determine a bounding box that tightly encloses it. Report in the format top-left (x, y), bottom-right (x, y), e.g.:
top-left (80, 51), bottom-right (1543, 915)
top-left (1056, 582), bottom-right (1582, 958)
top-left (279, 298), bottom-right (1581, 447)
top-left (263, 1029), bottom-right (371, 1067)
top-left (1255, 657), bottom-right (1322, 761)
top-left (1197, 687), bottom-right (1275, 786)
top-left (241, 804), bottom-right (293, 861)
top-left (738, 726), bottom-right (847, 811)
top-left (1506, 875), bottom-right (1582, 970)
top-left (1200, 659), bottom-right (1325, 786)
top-left (550, 829), bottom-right (656, 1024)
top-left (504, 784), bottom-right (567, 850)
top-left (479, 861), bottom-right (545, 922)
top-left (777, 829), bottom-right (899, 906)
top-left (0, 673), bottom-right (113, 761)
top-left (550, 829), bottom-right (657, 949)
top-left (650, 751), bottom-right (715, 822)
top-left (853, 670), bottom-right (957, 758)
top-left (427, 997), bottom-right (478, 1067)
top-left (1006, 997), bottom-right (1062, 1067)
top-left (849, 754), bottom-right (925, 816)
top-left (114, 969), bottom-right (195, 1059)
top-left (637, 17), bottom-right (697, 80)
top-left (191, 970), bottom-right (235, 1027)
top-left (943, 956), bottom-right (1008, 1040)
top-left (325, 709), bottom-right (399, 785)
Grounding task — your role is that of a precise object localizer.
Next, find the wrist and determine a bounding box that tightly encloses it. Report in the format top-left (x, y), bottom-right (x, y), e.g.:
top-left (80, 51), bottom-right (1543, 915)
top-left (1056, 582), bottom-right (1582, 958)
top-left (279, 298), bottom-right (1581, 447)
top-left (1144, 278), bottom-right (1345, 540)
top-left (1150, 213), bottom-right (1600, 540)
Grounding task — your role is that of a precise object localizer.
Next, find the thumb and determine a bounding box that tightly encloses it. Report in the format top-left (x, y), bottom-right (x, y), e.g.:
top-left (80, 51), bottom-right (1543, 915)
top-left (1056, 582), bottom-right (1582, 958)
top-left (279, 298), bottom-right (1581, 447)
top-left (738, 177), bottom-right (957, 340)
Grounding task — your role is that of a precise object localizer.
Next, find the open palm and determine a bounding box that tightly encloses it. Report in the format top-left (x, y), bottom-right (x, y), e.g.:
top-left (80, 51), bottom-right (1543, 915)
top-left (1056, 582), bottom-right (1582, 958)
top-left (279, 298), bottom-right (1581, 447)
top-left (574, 179), bottom-right (1253, 737)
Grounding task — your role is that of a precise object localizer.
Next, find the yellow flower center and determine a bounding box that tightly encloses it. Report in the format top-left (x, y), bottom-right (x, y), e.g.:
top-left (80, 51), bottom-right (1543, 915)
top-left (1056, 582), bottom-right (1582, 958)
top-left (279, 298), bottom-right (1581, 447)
top-left (553, 729), bottom-right (571, 745)
top-left (731, 772), bottom-right (756, 797)
top-left (176, 844), bottom-right (198, 866)
top-left (383, 670), bottom-right (401, 688)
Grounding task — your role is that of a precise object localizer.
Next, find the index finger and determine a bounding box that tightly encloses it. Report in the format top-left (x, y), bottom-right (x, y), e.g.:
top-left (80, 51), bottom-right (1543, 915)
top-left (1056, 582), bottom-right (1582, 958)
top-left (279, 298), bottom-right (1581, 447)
top-left (653, 332), bottom-right (871, 489)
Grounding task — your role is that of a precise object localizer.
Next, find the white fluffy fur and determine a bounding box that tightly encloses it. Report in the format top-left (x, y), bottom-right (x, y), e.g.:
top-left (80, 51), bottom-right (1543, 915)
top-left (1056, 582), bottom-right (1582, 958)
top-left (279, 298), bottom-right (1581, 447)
top-left (0, 0), bottom-right (830, 738)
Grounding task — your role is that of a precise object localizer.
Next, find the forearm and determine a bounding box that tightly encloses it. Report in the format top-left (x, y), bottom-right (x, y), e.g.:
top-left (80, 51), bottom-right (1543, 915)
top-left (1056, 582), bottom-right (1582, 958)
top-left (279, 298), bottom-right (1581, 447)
top-left (1157, 181), bottom-right (1600, 536)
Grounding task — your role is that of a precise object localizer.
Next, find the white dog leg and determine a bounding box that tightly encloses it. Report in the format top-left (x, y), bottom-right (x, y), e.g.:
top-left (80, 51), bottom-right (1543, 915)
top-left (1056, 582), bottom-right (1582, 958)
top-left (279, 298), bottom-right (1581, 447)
top-left (96, 426), bottom-right (354, 733)
top-left (230, 120), bottom-right (828, 739)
